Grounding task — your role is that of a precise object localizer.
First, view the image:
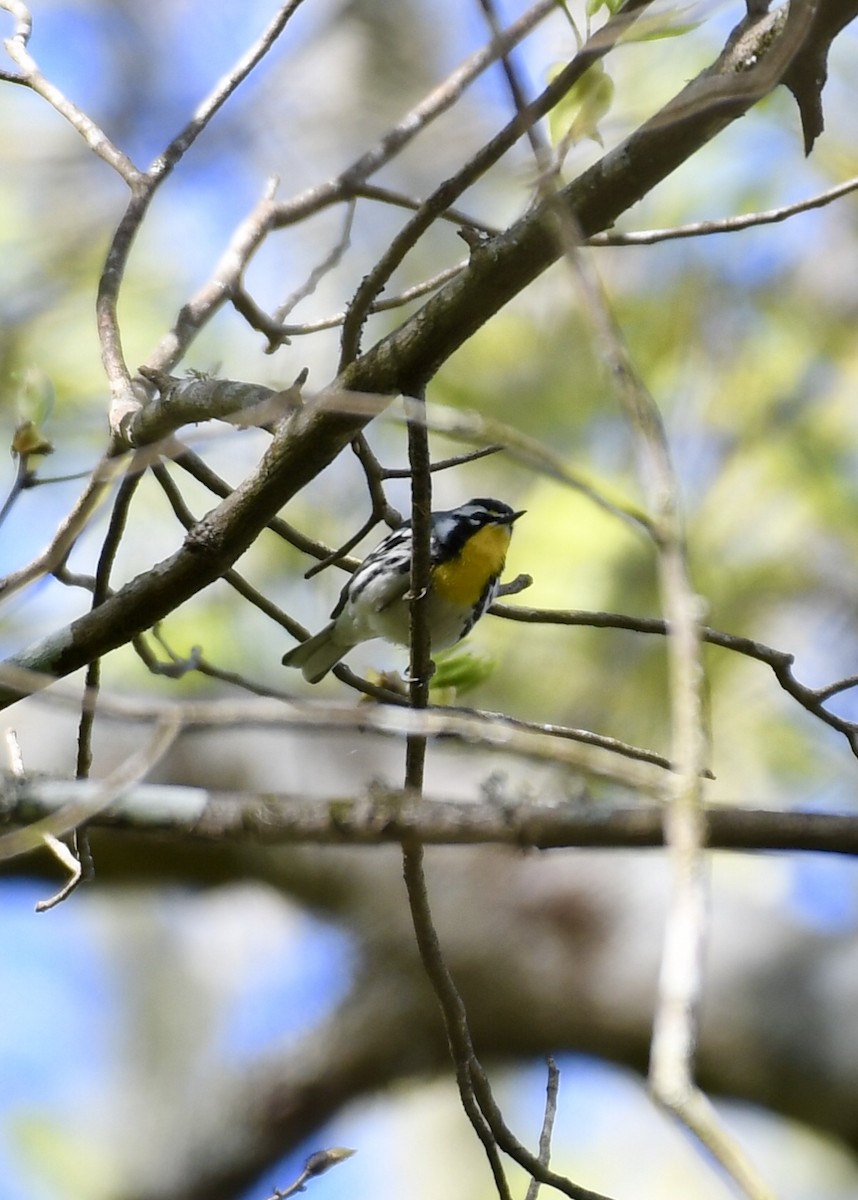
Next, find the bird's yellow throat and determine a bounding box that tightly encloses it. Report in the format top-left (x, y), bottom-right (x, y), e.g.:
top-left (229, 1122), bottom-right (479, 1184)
top-left (432, 523), bottom-right (511, 605)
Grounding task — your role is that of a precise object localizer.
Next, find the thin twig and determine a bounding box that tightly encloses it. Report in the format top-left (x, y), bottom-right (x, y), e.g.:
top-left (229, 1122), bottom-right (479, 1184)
top-left (234, 200), bottom-right (360, 351)
top-left (493, 605), bottom-right (858, 758)
top-left (97, 0), bottom-right (308, 430)
top-left (400, 835), bottom-right (514, 1200)
top-left (381, 444), bottom-right (503, 479)
top-left (274, 199), bottom-right (356, 322)
top-left (76, 473), bottom-right (141, 780)
top-left (524, 1059), bottom-right (561, 1200)
top-left (399, 387), bottom-right (509, 1196)
top-left (34, 836), bottom-right (84, 912)
top-left (0, 0), bottom-right (142, 184)
top-left (147, 1), bottom-right (556, 371)
top-left (303, 510), bottom-right (383, 581)
top-left (264, 1148), bottom-right (355, 1200)
top-left (172, 444), bottom-right (358, 571)
top-left (155, 1), bottom-right (308, 177)
top-left (275, 263), bottom-right (468, 338)
top-left (151, 462), bottom-right (308, 643)
top-left (0, 453), bottom-right (32, 530)
top-left (0, 452), bottom-right (128, 602)
top-left (301, 435), bottom-right (400, 579)
top-left (353, 182), bottom-right (497, 234)
top-left (590, 175), bottom-right (858, 246)
top-left (351, 434), bottom-right (398, 522)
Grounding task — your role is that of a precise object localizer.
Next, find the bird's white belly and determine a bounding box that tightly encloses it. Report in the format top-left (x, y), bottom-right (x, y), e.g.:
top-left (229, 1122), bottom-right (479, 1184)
top-left (342, 579), bottom-right (473, 651)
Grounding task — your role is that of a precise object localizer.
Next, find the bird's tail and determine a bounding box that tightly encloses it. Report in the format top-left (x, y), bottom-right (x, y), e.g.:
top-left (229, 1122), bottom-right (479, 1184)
top-left (281, 623), bottom-right (351, 683)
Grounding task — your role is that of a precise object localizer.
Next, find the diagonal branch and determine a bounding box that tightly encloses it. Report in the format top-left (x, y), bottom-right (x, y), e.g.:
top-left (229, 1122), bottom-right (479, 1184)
top-left (494, 606), bottom-right (858, 757)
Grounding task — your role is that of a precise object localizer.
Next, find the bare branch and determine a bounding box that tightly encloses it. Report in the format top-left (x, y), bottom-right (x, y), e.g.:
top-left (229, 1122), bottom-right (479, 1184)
top-left (147, 1), bottom-right (557, 370)
top-left (590, 174), bottom-right (858, 245)
top-left (131, 370), bottom-right (306, 446)
top-left (0, 452), bottom-right (128, 602)
top-left (525, 1059), bottom-right (561, 1200)
top-left (151, 0), bottom-right (308, 179)
top-left (96, 2), bottom-right (307, 432)
top-left (151, 462), bottom-right (307, 643)
top-left (494, 605), bottom-right (858, 757)
top-left (380, 444), bottom-right (503, 479)
top-left (8, 780), bottom-right (858, 858)
top-left (76, 471), bottom-right (142, 780)
top-left (274, 199), bottom-right (356, 322)
top-left (0, 710), bottom-right (182, 861)
top-left (0, 0), bottom-right (142, 184)
top-left (274, 264), bottom-right (467, 340)
top-left (353, 182), bottom-right (497, 234)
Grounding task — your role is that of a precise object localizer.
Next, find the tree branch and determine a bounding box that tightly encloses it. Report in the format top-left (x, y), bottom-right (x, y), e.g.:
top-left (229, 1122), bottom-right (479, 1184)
top-left (7, 781), bottom-right (858, 857)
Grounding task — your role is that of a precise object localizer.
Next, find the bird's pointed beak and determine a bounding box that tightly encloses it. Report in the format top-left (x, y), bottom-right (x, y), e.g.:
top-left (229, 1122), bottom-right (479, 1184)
top-left (510, 509), bottom-right (526, 523)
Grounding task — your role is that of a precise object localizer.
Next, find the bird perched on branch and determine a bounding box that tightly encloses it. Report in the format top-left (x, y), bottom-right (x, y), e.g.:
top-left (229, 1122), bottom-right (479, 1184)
top-left (282, 497), bottom-right (525, 683)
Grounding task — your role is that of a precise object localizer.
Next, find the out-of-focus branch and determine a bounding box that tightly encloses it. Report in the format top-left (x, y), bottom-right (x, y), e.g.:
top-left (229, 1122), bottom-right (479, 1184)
top-left (0, 711), bottom-right (182, 864)
top-left (0, 684), bottom-right (673, 795)
top-left (66, 838), bottom-right (858, 1200)
top-left (7, 783), bottom-right (858, 856)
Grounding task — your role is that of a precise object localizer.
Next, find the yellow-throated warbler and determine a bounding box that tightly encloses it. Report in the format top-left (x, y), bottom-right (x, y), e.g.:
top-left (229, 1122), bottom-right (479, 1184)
top-left (282, 497), bottom-right (525, 683)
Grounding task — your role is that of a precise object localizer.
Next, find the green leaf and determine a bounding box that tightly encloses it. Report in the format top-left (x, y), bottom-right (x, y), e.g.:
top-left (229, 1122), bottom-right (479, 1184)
top-left (548, 61), bottom-right (614, 150)
top-left (10, 367), bottom-right (56, 458)
top-left (430, 646), bottom-right (497, 700)
top-left (586, 0), bottom-right (625, 16)
top-left (14, 366), bottom-right (55, 427)
top-left (11, 1114), bottom-right (117, 1199)
top-left (628, 17), bottom-right (701, 41)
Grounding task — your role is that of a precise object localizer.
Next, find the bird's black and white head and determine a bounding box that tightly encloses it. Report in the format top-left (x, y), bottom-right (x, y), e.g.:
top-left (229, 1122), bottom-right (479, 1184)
top-left (431, 497), bottom-right (525, 561)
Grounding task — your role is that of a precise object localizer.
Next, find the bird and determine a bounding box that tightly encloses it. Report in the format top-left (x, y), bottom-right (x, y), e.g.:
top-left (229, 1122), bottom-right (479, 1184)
top-left (282, 497), bottom-right (525, 683)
